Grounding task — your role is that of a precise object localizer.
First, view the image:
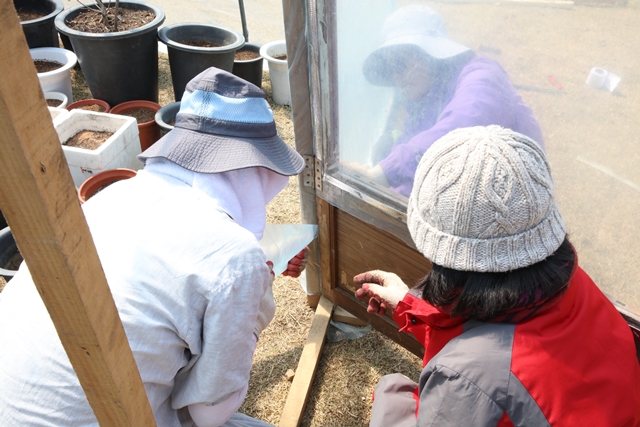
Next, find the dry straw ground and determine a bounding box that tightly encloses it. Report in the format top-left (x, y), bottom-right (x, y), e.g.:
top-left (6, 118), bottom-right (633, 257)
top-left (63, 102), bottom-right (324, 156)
top-left (67, 54), bottom-right (422, 426)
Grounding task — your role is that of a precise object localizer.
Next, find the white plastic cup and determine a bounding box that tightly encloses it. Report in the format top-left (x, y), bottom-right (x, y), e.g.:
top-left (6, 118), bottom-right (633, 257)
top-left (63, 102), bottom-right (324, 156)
top-left (44, 91), bottom-right (68, 108)
top-left (30, 47), bottom-right (77, 102)
top-left (260, 40), bottom-right (291, 106)
top-left (586, 67), bottom-right (607, 89)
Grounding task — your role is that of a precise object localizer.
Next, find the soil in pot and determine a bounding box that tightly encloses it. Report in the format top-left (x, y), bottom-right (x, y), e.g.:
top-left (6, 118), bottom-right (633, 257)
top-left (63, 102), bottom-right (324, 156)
top-left (235, 50), bottom-right (260, 61)
top-left (273, 54), bottom-right (287, 61)
top-left (177, 40), bottom-right (221, 48)
top-left (46, 98), bottom-right (63, 107)
top-left (118, 108), bottom-right (156, 124)
top-left (34, 59), bottom-right (62, 73)
top-left (64, 130), bottom-right (113, 150)
top-left (78, 104), bottom-right (106, 112)
top-left (18, 10), bottom-right (45, 21)
top-left (65, 7), bottom-right (155, 33)
top-left (67, 99), bottom-right (111, 113)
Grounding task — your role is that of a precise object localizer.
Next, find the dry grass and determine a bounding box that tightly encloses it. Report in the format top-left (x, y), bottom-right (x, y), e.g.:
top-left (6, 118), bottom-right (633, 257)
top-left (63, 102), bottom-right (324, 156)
top-left (68, 53), bottom-right (423, 427)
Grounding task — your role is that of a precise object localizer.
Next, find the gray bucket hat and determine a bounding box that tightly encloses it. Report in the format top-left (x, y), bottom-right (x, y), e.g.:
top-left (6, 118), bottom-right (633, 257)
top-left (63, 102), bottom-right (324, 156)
top-left (138, 67), bottom-right (304, 176)
top-left (364, 5), bottom-right (471, 86)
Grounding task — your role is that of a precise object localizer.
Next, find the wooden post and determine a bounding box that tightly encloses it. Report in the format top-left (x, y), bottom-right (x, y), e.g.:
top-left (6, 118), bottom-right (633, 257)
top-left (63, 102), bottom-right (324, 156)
top-left (0, 1), bottom-right (156, 425)
top-left (278, 296), bottom-right (334, 427)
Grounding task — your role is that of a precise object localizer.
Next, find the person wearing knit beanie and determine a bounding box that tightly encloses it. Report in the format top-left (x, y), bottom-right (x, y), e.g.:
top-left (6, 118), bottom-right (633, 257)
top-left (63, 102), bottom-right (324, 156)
top-left (355, 126), bottom-right (640, 426)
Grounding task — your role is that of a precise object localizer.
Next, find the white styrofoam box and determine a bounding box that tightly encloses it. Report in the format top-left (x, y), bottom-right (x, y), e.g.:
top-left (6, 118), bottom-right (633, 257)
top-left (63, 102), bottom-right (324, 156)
top-left (55, 109), bottom-right (142, 187)
top-left (48, 106), bottom-right (69, 125)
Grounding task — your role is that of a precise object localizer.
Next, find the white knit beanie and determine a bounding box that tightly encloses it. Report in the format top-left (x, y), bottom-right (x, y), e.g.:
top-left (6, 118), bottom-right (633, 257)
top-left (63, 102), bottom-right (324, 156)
top-left (407, 125), bottom-right (566, 272)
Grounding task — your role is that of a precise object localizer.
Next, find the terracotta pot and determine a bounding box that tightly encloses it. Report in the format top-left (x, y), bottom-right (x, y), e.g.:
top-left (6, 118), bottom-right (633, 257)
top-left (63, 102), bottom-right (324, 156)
top-left (110, 100), bottom-right (162, 152)
top-left (67, 98), bottom-right (111, 113)
top-left (77, 168), bottom-right (137, 204)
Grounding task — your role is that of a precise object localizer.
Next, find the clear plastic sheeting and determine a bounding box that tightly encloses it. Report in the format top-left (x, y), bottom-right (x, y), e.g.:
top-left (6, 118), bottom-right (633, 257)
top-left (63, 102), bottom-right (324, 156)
top-left (315, 0), bottom-right (640, 310)
top-left (259, 224), bottom-right (318, 276)
top-left (327, 320), bottom-right (373, 343)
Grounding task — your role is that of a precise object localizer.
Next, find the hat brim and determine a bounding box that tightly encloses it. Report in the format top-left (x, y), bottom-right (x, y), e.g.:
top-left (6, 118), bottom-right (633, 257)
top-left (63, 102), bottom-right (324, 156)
top-left (364, 36), bottom-right (470, 86)
top-left (138, 127), bottom-right (305, 176)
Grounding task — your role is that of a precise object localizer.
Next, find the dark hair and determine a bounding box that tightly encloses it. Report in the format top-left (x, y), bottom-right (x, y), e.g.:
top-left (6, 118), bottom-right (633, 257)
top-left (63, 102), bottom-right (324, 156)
top-left (419, 237), bottom-right (576, 320)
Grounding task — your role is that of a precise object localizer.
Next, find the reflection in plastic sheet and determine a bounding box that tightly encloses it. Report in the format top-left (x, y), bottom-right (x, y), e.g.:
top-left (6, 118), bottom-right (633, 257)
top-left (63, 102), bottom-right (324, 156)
top-left (327, 0), bottom-right (640, 309)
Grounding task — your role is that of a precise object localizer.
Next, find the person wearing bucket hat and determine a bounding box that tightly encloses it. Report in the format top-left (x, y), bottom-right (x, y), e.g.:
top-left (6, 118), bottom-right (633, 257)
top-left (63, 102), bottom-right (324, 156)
top-left (354, 126), bottom-right (640, 426)
top-left (0, 68), bottom-right (308, 427)
top-left (344, 4), bottom-right (544, 198)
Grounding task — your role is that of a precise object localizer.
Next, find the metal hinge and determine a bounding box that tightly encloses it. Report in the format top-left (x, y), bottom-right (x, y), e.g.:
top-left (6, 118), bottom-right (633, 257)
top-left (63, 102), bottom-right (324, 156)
top-left (303, 155), bottom-right (322, 191)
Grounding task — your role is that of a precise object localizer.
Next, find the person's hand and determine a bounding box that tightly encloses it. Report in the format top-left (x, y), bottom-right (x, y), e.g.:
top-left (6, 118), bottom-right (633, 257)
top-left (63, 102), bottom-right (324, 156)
top-left (342, 162), bottom-right (390, 187)
top-left (354, 270), bottom-right (409, 315)
top-left (254, 261), bottom-right (276, 337)
top-left (283, 247), bottom-right (309, 278)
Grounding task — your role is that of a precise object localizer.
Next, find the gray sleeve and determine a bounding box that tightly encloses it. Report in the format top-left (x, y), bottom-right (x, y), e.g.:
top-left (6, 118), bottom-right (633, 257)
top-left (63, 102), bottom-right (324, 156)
top-left (370, 373), bottom-right (419, 427)
top-left (417, 365), bottom-right (504, 427)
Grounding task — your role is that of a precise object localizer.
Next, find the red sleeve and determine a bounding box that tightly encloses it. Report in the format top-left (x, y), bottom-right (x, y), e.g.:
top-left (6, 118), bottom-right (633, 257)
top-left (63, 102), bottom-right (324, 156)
top-left (393, 293), bottom-right (466, 366)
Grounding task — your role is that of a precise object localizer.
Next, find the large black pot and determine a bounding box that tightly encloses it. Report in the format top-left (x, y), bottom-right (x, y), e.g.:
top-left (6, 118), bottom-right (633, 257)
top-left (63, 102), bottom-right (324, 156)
top-left (0, 227), bottom-right (22, 282)
top-left (232, 42), bottom-right (264, 89)
top-left (55, 1), bottom-right (165, 107)
top-left (158, 23), bottom-right (244, 102)
top-left (15, 0), bottom-right (64, 48)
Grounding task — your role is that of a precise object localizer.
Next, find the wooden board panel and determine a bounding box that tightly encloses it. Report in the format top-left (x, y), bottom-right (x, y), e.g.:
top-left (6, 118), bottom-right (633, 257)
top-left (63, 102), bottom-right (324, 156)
top-left (317, 198), bottom-right (428, 357)
top-left (0, 2), bottom-right (155, 425)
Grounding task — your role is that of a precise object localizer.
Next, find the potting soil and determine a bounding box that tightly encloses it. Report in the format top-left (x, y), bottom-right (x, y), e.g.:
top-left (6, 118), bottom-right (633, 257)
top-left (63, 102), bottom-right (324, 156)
top-left (78, 104), bottom-right (106, 112)
top-left (235, 50), bottom-right (261, 61)
top-left (34, 60), bottom-right (63, 73)
top-left (17, 10), bottom-right (46, 21)
top-left (64, 130), bottom-right (113, 150)
top-left (118, 108), bottom-right (156, 124)
top-left (176, 40), bottom-right (222, 48)
top-left (46, 99), bottom-right (63, 107)
top-left (65, 8), bottom-right (155, 33)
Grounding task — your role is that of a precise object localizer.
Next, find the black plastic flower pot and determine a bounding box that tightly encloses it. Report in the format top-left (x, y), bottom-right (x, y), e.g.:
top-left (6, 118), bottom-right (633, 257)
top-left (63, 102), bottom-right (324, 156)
top-left (0, 227), bottom-right (22, 282)
top-left (155, 101), bottom-right (180, 133)
top-left (232, 42), bottom-right (264, 89)
top-left (55, 1), bottom-right (165, 107)
top-left (15, 0), bottom-right (63, 48)
top-left (158, 23), bottom-right (244, 102)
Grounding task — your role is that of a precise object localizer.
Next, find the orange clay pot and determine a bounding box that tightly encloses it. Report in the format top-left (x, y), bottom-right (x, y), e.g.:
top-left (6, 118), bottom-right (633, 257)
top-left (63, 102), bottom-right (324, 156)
top-left (77, 168), bottom-right (137, 204)
top-left (66, 98), bottom-right (111, 113)
top-left (110, 100), bottom-right (162, 152)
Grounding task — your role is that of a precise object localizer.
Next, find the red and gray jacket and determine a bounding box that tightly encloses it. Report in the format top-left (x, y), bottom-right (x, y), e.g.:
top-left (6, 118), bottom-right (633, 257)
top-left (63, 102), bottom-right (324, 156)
top-left (371, 265), bottom-right (640, 426)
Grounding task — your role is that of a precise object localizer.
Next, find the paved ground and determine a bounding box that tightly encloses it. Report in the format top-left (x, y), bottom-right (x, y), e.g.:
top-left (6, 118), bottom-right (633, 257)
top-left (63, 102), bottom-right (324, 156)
top-left (151, 0), bottom-right (285, 46)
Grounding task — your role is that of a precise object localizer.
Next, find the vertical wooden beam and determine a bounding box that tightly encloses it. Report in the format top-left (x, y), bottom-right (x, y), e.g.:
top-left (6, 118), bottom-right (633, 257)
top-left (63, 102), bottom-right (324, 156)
top-left (278, 296), bottom-right (334, 427)
top-left (0, 1), bottom-right (155, 426)
top-left (316, 197), bottom-right (337, 298)
top-left (282, 0), bottom-right (323, 306)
